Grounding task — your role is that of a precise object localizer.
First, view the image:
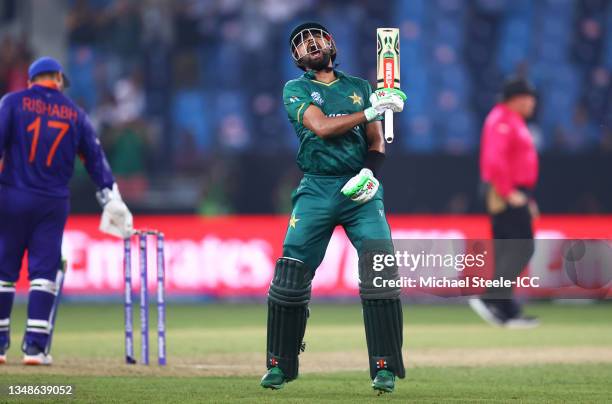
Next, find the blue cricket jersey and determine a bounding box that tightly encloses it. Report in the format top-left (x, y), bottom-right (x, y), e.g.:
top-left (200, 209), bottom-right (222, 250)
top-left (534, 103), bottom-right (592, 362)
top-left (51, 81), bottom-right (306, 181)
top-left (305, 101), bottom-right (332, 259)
top-left (0, 82), bottom-right (114, 197)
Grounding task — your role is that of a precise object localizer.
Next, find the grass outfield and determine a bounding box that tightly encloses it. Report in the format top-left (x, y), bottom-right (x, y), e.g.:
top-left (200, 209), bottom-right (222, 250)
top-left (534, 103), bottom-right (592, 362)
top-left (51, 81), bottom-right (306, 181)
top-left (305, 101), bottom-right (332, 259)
top-left (1, 302), bottom-right (611, 402)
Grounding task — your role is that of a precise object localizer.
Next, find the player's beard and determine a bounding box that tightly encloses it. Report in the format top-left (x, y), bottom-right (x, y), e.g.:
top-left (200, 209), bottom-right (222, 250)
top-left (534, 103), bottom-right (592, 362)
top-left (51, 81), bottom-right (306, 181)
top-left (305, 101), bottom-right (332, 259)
top-left (303, 50), bottom-right (332, 72)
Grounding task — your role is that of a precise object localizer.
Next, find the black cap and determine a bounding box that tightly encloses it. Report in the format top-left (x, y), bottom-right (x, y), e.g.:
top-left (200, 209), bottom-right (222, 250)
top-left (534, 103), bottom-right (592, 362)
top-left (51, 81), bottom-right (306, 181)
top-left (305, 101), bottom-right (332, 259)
top-left (502, 77), bottom-right (536, 101)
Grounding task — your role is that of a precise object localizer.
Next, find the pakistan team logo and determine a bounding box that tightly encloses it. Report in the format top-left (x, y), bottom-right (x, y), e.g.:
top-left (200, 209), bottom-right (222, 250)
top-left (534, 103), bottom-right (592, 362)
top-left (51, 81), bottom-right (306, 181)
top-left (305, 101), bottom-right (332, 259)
top-left (289, 95), bottom-right (299, 103)
top-left (311, 91), bottom-right (324, 106)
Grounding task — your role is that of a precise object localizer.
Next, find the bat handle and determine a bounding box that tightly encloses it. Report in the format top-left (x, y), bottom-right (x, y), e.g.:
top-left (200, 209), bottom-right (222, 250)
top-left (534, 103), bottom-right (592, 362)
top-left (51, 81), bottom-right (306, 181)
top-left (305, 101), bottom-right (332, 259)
top-left (384, 109), bottom-right (394, 143)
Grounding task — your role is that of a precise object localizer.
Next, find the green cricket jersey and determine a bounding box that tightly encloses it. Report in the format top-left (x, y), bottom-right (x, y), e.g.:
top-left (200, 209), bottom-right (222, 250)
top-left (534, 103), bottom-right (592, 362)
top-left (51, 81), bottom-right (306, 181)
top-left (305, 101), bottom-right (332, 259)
top-left (283, 70), bottom-right (379, 176)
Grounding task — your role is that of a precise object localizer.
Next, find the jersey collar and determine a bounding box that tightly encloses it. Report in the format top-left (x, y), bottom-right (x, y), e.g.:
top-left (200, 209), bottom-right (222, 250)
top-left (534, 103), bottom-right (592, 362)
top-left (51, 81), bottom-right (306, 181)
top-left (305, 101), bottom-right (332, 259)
top-left (498, 103), bottom-right (524, 121)
top-left (303, 69), bottom-right (344, 86)
top-left (29, 81), bottom-right (60, 90)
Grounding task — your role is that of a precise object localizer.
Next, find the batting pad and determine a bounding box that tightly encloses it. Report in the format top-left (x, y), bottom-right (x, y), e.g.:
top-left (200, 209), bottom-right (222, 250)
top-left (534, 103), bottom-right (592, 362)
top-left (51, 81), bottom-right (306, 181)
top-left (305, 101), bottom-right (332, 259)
top-left (266, 257), bottom-right (313, 381)
top-left (362, 298), bottom-right (406, 379)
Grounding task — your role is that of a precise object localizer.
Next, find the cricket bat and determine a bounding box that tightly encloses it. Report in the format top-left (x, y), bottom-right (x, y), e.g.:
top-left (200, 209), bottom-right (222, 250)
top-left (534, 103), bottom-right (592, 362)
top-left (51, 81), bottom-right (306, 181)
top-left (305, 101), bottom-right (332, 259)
top-left (376, 28), bottom-right (400, 143)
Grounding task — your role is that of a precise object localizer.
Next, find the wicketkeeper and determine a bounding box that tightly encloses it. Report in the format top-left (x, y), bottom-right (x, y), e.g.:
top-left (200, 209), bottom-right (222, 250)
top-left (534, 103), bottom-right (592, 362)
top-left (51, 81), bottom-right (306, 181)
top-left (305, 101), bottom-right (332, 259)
top-left (0, 57), bottom-right (133, 365)
top-left (260, 22), bottom-right (407, 393)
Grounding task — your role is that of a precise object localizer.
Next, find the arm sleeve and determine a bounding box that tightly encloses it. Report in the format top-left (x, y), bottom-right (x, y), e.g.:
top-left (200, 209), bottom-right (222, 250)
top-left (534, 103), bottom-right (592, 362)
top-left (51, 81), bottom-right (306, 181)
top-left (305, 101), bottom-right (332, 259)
top-left (481, 122), bottom-right (514, 198)
top-left (77, 112), bottom-right (115, 190)
top-left (283, 80), bottom-right (313, 124)
top-left (364, 81), bottom-right (383, 121)
top-left (0, 95), bottom-right (12, 157)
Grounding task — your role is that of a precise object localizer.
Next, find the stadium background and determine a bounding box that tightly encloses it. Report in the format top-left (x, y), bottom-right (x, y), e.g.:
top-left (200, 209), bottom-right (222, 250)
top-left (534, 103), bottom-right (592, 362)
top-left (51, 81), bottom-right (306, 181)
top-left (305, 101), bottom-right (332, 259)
top-left (2, 2), bottom-right (611, 402)
top-left (1, 0), bottom-right (611, 299)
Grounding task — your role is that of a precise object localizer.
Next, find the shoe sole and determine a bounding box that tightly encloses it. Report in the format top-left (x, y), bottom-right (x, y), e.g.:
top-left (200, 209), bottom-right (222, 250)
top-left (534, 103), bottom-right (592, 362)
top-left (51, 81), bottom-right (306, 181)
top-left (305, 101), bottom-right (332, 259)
top-left (372, 385), bottom-right (394, 393)
top-left (469, 298), bottom-right (504, 327)
top-left (23, 359), bottom-right (51, 366)
top-left (261, 383), bottom-right (284, 390)
top-left (504, 319), bottom-right (540, 330)
top-left (23, 355), bottom-right (52, 366)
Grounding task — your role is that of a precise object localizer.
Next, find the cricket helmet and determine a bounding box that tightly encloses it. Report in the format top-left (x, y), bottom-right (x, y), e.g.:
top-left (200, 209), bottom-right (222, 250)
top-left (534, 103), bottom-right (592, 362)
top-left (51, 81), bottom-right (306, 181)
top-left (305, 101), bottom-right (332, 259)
top-left (289, 22), bottom-right (337, 71)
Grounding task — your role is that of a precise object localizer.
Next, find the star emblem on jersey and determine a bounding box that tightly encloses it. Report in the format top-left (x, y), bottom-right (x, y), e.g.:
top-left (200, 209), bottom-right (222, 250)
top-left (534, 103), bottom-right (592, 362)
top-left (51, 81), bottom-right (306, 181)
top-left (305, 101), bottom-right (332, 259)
top-left (348, 92), bottom-right (362, 105)
top-left (289, 214), bottom-right (300, 229)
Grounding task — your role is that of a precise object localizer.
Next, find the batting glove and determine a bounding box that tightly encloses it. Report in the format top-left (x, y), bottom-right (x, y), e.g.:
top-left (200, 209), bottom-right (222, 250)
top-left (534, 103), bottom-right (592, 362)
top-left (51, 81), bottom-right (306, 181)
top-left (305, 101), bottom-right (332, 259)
top-left (341, 168), bottom-right (380, 204)
top-left (364, 88), bottom-right (407, 121)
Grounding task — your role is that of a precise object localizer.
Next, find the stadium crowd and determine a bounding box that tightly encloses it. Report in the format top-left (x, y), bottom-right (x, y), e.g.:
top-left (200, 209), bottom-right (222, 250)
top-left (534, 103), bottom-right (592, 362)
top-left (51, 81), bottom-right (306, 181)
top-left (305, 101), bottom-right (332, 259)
top-left (1, 0), bottom-right (611, 213)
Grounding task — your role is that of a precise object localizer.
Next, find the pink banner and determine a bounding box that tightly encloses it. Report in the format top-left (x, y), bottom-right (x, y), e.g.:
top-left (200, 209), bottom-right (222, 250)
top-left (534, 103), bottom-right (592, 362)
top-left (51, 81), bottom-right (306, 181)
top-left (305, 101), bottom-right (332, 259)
top-left (14, 215), bottom-right (612, 298)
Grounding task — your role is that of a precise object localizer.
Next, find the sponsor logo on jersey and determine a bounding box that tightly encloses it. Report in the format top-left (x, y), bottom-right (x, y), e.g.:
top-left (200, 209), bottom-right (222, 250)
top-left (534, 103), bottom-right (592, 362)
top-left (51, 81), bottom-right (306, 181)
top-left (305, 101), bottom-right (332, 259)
top-left (311, 91), bottom-right (324, 106)
top-left (327, 113), bottom-right (360, 131)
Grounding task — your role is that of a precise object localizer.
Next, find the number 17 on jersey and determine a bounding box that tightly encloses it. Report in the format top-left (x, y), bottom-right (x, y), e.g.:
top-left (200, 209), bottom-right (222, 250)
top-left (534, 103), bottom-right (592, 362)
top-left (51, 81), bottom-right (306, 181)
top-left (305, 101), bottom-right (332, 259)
top-left (376, 28), bottom-right (400, 143)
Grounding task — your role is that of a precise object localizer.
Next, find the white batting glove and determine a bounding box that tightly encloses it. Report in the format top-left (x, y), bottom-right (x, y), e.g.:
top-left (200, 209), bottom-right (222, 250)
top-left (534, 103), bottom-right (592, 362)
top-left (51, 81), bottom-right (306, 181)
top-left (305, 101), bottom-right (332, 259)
top-left (97, 183), bottom-right (134, 239)
top-left (341, 168), bottom-right (380, 204)
top-left (363, 88), bottom-right (407, 121)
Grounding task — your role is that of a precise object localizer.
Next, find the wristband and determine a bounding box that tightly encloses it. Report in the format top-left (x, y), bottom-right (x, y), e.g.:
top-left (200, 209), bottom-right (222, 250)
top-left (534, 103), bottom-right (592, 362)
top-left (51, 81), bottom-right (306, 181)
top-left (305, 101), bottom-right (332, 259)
top-left (364, 107), bottom-right (380, 122)
top-left (96, 183), bottom-right (121, 207)
top-left (364, 150), bottom-right (385, 176)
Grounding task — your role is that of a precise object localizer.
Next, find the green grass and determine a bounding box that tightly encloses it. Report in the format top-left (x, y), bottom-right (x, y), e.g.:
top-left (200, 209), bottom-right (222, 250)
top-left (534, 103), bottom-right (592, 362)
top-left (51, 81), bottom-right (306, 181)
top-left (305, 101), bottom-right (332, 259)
top-left (1, 302), bottom-right (611, 403)
top-left (2, 365), bottom-right (612, 403)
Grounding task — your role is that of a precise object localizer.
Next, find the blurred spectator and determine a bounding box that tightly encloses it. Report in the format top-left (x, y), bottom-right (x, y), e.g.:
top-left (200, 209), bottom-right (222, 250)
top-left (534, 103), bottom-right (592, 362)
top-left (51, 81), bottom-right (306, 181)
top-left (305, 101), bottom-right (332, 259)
top-left (197, 157), bottom-right (237, 215)
top-left (553, 103), bottom-right (599, 152)
top-left (114, 70), bottom-right (145, 124)
top-left (0, 36), bottom-right (31, 93)
top-left (89, 69), bottom-right (149, 202)
top-left (172, 0), bottom-right (207, 51)
top-left (107, 120), bottom-right (149, 202)
top-left (91, 89), bottom-right (120, 130)
top-left (174, 128), bottom-right (204, 172)
top-left (99, 0), bottom-right (142, 65)
top-left (66, 0), bottom-right (98, 46)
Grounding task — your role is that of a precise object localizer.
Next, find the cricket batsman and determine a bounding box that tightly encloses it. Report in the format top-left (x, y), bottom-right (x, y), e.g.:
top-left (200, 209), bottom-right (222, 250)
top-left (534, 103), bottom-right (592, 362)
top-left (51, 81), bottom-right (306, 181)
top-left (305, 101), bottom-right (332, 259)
top-left (0, 57), bottom-right (133, 365)
top-left (260, 23), bottom-right (407, 393)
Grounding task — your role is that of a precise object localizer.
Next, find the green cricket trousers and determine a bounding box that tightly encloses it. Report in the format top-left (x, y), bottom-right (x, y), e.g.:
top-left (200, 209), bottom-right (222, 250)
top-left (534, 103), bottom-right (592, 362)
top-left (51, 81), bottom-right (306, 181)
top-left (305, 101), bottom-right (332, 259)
top-left (282, 174), bottom-right (393, 271)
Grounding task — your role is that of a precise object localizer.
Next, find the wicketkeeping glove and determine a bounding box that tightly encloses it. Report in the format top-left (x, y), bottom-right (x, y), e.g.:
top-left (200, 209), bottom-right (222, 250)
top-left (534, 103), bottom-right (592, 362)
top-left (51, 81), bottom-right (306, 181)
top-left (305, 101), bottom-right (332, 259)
top-left (97, 183), bottom-right (134, 239)
top-left (364, 88), bottom-right (407, 122)
top-left (341, 168), bottom-right (380, 204)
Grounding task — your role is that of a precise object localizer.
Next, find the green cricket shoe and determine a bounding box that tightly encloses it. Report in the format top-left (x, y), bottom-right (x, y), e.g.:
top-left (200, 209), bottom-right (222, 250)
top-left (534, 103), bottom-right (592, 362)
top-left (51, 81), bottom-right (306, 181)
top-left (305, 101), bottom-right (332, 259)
top-left (372, 369), bottom-right (395, 393)
top-left (260, 367), bottom-right (287, 390)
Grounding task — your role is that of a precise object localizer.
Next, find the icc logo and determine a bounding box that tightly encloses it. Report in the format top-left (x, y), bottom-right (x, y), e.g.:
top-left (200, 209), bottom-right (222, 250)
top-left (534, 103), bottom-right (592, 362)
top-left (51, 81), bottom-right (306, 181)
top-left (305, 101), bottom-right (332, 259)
top-left (311, 91), bottom-right (324, 106)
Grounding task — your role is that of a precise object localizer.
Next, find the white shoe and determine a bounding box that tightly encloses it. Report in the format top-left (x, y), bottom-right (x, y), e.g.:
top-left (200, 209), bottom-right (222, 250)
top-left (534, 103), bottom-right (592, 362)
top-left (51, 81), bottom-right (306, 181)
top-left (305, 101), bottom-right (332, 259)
top-left (469, 298), bottom-right (505, 326)
top-left (0, 353), bottom-right (6, 364)
top-left (504, 316), bottom-right (540, 329)
top-left (23, 346), bottom-right (53, 366)
top-left (23, 352), bottom-right (53, 365)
